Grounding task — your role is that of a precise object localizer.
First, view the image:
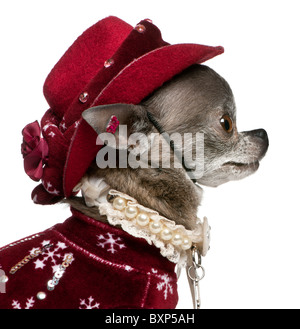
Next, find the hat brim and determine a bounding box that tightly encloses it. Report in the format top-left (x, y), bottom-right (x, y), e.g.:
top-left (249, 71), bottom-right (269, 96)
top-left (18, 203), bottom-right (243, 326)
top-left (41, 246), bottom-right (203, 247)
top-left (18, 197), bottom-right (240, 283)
top-left (64, 43), bottom-right (224, 197)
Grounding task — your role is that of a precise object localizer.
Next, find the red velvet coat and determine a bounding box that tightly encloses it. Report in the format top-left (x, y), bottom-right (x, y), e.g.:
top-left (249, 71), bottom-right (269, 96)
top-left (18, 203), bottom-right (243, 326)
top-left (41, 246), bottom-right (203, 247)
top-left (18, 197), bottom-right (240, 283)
top-left (0, 209), bottom-right (178, 309)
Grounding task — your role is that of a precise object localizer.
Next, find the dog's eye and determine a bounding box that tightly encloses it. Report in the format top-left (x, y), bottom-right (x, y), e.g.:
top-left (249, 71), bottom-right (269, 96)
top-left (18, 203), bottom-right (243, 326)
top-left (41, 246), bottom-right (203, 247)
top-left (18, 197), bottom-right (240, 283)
top-left (220, 115), bottom-right (233, 133)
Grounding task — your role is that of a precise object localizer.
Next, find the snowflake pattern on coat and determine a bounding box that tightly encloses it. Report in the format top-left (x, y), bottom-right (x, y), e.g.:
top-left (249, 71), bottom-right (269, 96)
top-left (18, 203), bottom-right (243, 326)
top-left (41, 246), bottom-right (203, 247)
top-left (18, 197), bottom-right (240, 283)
top-left (156, 272), bottom-right (174, 300)
top-left (29, 240), bottom-right (68, 272)
top-left (79, 296), bottom-right (100, 309)
top-left (12, 297), bottom-right (35, 309)
top-left (96, 233), bottom-right (126, 254)
top-left (0, 210), bottom-right (179, 309)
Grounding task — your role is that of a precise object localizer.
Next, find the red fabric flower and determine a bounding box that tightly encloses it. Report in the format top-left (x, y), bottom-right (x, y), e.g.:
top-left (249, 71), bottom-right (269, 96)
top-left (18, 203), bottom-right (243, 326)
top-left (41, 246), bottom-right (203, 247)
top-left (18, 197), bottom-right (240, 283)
top-left (21, 121), bottom-right (49, 182)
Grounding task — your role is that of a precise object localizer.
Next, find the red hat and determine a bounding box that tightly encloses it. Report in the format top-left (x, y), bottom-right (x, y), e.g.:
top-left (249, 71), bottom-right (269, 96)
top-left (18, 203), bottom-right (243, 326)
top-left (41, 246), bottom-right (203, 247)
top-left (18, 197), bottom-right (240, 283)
top-left (21, 16), bottom-right (224, 205)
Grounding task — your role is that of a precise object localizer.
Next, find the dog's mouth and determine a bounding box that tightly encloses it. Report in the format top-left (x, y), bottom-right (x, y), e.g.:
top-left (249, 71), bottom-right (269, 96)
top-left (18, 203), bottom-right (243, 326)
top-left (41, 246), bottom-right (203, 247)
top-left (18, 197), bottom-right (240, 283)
top-left (222, 160), bottom-right (259, 171)
top-left (198, 159), bottom-right (261, 187)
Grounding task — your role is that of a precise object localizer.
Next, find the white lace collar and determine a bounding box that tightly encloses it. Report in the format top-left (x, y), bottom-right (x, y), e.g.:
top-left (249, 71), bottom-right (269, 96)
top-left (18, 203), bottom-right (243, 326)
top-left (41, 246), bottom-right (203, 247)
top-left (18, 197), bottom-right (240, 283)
top-left (73, 175), bottom-right (210, 266)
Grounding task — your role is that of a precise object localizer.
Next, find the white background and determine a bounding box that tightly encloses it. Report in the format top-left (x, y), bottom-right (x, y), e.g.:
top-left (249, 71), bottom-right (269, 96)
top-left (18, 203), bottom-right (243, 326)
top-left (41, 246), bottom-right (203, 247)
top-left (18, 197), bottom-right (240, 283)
top-left (0, 0), bottom-right (299, 309)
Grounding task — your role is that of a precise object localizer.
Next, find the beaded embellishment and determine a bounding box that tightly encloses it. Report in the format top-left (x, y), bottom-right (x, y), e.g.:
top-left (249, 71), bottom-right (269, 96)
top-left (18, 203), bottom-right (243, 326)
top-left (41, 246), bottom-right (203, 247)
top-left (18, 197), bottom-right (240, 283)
top-left (47, 253), bottom-right (74, 291)
top-left (74, 176), bottom-right (210, 266)
top-left (9, 243), bottom-right (53, 274)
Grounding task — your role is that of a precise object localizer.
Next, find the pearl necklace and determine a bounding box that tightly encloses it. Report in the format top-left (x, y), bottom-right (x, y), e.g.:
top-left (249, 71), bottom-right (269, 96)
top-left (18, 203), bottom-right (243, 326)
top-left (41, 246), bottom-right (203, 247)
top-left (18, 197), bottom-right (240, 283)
top-left (109, 193), bottom-right (207, 252)
top-left (74, 176), bottom-right (210, 266)
top-left (74, 175), bottom-right (210, 309)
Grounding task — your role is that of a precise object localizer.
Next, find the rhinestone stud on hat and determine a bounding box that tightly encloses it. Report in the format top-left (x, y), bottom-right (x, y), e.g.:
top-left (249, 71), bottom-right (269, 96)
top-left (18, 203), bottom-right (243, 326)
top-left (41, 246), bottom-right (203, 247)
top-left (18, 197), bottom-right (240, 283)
top-left (104, 58), bottom-right (114, 68)
top-left (79, 92), bottom-right (89, 103)
top-left (135, 24), bottom-right (146, 33)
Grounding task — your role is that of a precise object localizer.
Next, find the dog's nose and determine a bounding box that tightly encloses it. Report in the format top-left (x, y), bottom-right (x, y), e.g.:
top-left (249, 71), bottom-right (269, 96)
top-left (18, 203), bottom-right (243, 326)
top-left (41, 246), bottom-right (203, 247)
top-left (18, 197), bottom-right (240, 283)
top-left (243, 128), bottom-right (269, 160)
top-left (252, 129), bottom-right (268, 141)
top-left (252, 129), bottom-right (269, 154)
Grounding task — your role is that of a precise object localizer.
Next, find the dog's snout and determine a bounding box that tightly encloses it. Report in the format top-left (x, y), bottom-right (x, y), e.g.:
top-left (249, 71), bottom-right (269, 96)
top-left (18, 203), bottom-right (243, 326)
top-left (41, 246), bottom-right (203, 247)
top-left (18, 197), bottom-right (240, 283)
top-left (240, 128), bottom-right (269, 160)
top-left (253, 128), bottom-right (269, 151)
top-left (244, 128), bottom-right (269, 160)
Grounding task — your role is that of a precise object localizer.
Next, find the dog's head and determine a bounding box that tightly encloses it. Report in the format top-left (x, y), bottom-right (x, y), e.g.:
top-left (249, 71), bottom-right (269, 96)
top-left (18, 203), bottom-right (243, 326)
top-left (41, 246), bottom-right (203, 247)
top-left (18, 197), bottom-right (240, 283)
top-left (80, 64), bottom-right (268, 228)
top-left (143, 64), bottom-right (269, 187)
top-left (83, 64), bottom-right (268, 188)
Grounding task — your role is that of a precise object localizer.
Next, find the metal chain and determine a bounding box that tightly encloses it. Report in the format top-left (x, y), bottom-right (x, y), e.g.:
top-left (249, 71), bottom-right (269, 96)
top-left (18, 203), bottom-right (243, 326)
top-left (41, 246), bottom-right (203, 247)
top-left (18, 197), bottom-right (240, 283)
top-left (9, 243), bottom-right (53, 274)
top-left (187, 245), bottom-right (205, 309)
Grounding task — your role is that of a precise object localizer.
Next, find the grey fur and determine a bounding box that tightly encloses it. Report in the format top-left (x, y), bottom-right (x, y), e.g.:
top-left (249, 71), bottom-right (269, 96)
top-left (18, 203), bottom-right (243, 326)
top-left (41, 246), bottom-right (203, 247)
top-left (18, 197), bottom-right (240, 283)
top-left (67, 64), bottom-right (268, 230)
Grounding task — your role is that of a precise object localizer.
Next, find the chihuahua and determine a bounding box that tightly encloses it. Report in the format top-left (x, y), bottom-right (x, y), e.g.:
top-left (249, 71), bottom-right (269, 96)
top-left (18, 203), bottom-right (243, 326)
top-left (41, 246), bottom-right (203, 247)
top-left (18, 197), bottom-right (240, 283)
top-left (0, 63), bottom-right (268, 310)
top-left (68, 64), bottom-right (269, 231)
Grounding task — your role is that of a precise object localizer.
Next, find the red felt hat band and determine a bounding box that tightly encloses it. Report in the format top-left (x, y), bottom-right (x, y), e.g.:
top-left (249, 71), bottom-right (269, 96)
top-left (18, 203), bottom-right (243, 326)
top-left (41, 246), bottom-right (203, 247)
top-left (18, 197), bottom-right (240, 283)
top-left (20, 16), bottom-right (224, 204)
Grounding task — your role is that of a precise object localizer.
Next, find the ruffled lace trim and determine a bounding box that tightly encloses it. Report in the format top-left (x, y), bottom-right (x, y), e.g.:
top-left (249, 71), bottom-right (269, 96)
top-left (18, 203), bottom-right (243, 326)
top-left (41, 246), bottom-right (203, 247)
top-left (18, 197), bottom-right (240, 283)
top-left (74, 176), bottom-right (210, 266)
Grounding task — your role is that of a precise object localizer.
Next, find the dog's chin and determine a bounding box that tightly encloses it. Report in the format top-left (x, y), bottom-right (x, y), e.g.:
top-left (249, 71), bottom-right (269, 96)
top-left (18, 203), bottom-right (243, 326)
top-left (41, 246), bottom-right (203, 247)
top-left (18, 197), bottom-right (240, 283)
top-left (197, 160), bottom-right (260, 187)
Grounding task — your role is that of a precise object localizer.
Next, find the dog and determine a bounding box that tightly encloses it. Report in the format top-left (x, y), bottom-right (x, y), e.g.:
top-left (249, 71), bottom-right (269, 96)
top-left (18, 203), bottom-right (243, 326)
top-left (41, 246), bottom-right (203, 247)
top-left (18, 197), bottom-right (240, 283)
top-left (0, 18), bottom-right (268, 309)
top-left (69, 64), bottom-right (269, 231)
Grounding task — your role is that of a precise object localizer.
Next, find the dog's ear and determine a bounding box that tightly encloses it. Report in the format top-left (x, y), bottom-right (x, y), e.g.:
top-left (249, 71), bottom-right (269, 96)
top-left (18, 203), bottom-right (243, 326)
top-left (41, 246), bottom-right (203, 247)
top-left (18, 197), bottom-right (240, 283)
top-left (82, 103), bottom-right (149, 150)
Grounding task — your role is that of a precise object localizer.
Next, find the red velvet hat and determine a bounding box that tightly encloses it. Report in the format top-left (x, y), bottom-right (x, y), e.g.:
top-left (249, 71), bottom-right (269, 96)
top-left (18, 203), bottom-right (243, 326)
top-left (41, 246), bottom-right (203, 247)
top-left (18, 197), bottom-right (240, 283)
top-left (21, 16), bottom-right (224, 205)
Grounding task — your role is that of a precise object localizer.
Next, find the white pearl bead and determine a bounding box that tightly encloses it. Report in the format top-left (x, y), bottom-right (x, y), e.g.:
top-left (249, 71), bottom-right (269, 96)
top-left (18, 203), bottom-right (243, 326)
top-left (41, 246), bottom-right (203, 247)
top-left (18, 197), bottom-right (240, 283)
top-left (172, 233), bottom-right (183, 246)
top-left (181, 237), bottom-right (192, 250)
top-left (136, 212), bottom-right (150, 226)
top-left (160, 227), bottom-right (173, 241)
top-left (113, 197), bottom-right (126, 211)
top-left (149, 221), bottom-right (163, 234)
top-left (125, 205), bottom-right (138, 219)
top-left (37, 291), bottom-right (47, 300)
